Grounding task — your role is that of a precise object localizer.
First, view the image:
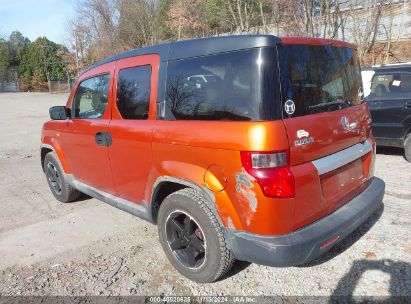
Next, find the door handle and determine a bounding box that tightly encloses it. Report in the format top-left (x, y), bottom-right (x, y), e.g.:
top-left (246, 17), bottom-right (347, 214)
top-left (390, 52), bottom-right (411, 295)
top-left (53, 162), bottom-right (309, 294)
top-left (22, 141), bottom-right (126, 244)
top-left (405, 101), bottom-right (411, 108)
top-left (95, 132), bottom-right (112, 147)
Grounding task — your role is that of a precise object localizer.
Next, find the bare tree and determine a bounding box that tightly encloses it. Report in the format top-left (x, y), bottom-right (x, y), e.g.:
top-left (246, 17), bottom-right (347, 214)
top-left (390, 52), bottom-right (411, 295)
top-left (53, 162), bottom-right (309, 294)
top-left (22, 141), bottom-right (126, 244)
top-left (346, 0), bottom-right (383, 64)
top-left (166, 0), bottom-right (205, 40)
top-left (63, 0), bottom-right (407, 69)
top-left (119, 0), bottom-right (159, 47)
top-left (67, 0), bottom-right (161, 64)
top-left (225, 0), bottom-right (262, 33)
top-left (383, 1), bottom-right (395, 63)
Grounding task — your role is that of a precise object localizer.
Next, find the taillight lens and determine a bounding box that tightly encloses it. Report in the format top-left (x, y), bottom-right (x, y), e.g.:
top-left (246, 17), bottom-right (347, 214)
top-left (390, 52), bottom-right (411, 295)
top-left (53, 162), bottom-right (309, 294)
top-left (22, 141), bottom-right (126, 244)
top-left (240, 151), bottom-right (295, 198)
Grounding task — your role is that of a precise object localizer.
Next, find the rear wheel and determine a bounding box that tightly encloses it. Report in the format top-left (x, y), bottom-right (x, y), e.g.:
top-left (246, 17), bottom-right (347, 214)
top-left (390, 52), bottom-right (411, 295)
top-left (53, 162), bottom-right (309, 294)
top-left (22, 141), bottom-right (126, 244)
top-left (44, 152), bottom-right (80, 203)
top-left (405, 134), bottom-right (411, 162)
top-left (158, 188), bottom-right (234, 283)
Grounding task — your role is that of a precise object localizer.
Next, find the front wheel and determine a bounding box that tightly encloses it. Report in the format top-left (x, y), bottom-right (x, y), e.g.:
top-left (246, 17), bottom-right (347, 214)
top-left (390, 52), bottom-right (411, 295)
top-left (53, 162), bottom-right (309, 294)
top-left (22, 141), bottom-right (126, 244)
top-left (44, 152), bottom-right (80, 203)
top-left (157, 188), bottom-right (234, 283)
top-left (405, 134), bottom-right (411, 162)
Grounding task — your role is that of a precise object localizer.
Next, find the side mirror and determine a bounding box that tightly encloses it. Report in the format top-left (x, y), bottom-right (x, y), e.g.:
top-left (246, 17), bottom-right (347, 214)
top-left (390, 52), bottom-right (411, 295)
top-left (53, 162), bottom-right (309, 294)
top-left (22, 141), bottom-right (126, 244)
top-left (49, 106), bottom-right (69, 120)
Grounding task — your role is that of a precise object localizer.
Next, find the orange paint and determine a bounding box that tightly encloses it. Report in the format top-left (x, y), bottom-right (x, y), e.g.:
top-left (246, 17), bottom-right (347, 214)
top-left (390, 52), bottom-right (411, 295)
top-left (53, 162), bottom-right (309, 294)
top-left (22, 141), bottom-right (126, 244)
top-left (41, 37), bottom-right (375, 236)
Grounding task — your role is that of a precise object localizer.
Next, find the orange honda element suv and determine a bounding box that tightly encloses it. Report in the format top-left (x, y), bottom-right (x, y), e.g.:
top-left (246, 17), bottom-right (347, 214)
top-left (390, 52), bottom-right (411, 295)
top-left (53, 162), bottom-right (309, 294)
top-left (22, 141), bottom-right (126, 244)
top-left (42, 35), bottom-right (385, 282)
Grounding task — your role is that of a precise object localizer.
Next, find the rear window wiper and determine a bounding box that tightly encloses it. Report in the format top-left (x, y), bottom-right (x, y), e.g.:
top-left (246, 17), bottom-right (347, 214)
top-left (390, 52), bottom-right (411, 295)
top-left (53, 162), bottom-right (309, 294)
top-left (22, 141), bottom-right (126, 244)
top-left (309, 99), bottom-right (351, 110)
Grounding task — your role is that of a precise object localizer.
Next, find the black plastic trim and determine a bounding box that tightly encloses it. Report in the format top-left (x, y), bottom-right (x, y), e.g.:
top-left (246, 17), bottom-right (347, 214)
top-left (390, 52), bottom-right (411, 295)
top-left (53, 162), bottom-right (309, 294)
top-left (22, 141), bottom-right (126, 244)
top-left (224, 177), bottom-right (385, 267)
top-left (66, 175), bottom-right (153, 223)
top-left (81, 35), bottom-right (281, 76)
top-left (150, 176), bottom-right (222, 225)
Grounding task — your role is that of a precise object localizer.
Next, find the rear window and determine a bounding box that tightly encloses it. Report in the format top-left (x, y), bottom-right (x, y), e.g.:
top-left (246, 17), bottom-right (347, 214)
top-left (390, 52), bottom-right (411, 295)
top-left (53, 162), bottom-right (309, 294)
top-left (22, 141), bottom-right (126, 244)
top-left (279, 45), bottom-right (363, 118)
top-left (164, 47), bottom-right (280, 121)
top-left (366, 72), bottom-right (411, 100)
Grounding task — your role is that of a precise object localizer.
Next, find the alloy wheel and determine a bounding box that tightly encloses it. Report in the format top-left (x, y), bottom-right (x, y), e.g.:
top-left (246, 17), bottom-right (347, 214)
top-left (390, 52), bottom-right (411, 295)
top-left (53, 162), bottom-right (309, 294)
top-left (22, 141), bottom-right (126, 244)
top-left (165, 210), bottom-right (206, 269)
top-left (46, 162), bottom-right (62, 195)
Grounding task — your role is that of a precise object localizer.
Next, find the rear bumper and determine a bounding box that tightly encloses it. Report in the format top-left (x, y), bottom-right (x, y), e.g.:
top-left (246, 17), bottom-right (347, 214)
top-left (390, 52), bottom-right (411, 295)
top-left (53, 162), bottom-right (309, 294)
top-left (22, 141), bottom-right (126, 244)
top-left (225, 177), bottom-right (385, 267)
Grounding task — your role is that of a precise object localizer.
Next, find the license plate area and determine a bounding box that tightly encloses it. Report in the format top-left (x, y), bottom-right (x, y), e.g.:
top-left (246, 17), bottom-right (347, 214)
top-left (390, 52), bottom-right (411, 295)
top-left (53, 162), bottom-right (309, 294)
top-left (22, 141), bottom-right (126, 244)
top-left (320, 158), bottom-right (365, 209)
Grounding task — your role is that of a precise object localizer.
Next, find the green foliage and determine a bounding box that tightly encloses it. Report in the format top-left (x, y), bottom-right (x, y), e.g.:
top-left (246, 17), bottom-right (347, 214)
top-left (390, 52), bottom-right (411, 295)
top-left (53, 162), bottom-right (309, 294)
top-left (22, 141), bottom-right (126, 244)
top-left (158, 0), bottom-right (175, 40)
top-left (8, 31), bottom-right (30, 66)
top-left (0, 40), bottom-right (11, 80)
top-left (201, 0), bottom-right (231, 33)
top-left (20, 37), bottom-right (67, 82)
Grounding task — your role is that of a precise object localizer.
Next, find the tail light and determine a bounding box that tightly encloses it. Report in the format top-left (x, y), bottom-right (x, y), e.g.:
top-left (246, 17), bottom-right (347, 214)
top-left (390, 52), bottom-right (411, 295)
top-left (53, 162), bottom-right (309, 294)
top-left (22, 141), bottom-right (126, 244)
top-left (240, 151), bottom-right (295, 198)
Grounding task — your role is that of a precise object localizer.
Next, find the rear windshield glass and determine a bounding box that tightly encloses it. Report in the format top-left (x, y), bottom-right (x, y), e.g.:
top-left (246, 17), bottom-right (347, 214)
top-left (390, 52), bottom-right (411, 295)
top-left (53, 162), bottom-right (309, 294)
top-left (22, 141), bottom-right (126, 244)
top-left (164, 47), bottom-right (280, 121)
top-left (279, 45), bottom-right (363, 118)
top-left (366, 72), bottom-right (411, 100)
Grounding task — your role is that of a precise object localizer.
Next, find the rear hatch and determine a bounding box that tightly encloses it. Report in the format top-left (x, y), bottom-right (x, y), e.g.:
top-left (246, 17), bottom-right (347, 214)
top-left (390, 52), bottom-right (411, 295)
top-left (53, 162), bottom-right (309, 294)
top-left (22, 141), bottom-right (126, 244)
top-left (278, 41), bottom-right (373, 218)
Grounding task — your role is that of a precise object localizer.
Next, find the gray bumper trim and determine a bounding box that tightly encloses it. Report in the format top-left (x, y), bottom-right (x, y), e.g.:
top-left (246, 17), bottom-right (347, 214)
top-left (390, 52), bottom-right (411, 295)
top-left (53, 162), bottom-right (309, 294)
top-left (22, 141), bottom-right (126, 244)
top-left (225, 177), bottom-right (385, 267)
top-left (312, 140), bottom-right (373, 175)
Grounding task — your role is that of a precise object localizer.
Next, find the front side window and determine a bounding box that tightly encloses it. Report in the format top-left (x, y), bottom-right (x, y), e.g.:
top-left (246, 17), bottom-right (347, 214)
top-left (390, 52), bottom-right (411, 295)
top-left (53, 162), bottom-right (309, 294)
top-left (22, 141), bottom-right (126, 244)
top-left (73, 74), bottom-right (110, 119)
top-left (117, 65), bottom-right (151, 120)
top-left (164, 47), bottom-right (280, 121)
top-left (279, 45), bottom-right (363, 117)
top-left (366, 72), bottom-right (411, 101)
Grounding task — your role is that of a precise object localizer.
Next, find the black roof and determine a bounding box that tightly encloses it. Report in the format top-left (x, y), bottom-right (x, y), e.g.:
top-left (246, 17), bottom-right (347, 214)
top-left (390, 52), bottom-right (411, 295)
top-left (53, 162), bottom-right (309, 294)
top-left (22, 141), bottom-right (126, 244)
top-left (81, 35), bottom-right (281, 75)
top-left (362, 63), bottom-right (411, 73)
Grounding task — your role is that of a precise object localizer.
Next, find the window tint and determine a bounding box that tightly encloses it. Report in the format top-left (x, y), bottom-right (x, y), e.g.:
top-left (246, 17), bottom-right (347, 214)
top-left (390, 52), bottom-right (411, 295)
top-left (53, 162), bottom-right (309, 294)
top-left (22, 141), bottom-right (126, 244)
top-left (366, 72), bottom-right (411, 101)
top-left (279, 45), bottom-right (363, 117)
top-left (117, 65), bottom-right (151, 119)
top-left (73, 74), bottom-right (110, 119)
top-left (164, 47), bottom-right (280, 121)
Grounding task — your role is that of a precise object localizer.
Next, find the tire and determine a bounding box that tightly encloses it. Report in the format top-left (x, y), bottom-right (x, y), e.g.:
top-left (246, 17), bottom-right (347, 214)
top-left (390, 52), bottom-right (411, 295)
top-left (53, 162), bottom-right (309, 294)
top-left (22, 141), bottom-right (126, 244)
top-left (43, 152), bottom-right (80, 203)
top-left (405, 134), bottom-right (411, 162)
top-left (157, 188), bottom-right (234, 283)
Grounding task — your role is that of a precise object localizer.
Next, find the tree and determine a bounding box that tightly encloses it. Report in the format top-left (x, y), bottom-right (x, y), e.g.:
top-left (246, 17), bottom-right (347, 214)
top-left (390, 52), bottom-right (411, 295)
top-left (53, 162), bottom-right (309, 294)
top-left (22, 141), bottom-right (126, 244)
top-left (158, 0), bottom-right (174, 40)
top-left (0, 40), bottom-right (11, 81)
top-left (8, 31), bottom-right (30, 66)
top-left (346, 0), bottom-right (383, 64)
top-left (68, 0), bottom-right (120, 63)
top-left (63, 0), bottom-right (407, 68)
top-left (167, 0), bottom-right (206, 40)
top-left (118, 0), bottom-right (159, 48)
top-left (224, 0), bottom-right (266, 33)
top-left (20, 37), bottom-right (67, 82)
top-left (201, 0), bottom-right (232, 35)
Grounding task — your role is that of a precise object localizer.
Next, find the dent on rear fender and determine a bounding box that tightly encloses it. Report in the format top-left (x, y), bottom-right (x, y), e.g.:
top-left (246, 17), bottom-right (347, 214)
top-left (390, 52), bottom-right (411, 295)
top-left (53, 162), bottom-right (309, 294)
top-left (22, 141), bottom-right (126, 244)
top-left (235, 168), bottom-right (258, 213)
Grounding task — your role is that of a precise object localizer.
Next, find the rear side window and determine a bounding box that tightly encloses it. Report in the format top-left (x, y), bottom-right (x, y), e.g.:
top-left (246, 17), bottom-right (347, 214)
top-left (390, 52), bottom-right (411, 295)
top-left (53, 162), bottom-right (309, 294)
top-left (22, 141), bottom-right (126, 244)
top-left (117, 66), bottom-right (151, 119)
top-left (72, 74), bottom-right (110, 119)
top-left (164, 47), bottom-right (280, 121)
top-left (366, 72), bottom-right (411, 100)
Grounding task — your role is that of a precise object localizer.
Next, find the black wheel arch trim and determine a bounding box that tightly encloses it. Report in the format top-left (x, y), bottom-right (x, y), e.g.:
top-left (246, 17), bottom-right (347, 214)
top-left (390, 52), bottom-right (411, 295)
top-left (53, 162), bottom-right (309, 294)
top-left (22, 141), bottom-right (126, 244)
top-left (150, 176), bottom-right (223, 226)
top-left (40, 144), bottom-right (63, 173)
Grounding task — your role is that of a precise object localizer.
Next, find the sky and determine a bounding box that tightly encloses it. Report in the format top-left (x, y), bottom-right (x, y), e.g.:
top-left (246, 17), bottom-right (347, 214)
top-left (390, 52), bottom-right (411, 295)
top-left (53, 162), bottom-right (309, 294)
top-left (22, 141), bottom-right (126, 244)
top-left (0, 0), bottom-right (75, 44)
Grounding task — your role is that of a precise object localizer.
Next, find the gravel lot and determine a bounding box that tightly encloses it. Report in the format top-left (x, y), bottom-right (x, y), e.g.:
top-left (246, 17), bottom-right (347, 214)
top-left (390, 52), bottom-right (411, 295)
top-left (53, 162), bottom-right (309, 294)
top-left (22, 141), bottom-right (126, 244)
top-left (0, 93), bottom-right (410, 298)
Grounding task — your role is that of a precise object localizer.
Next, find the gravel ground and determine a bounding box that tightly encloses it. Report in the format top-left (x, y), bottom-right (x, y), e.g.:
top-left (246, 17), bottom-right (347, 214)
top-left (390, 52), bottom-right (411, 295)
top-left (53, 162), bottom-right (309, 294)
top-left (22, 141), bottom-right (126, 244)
top-left (0, 93), bottom-right (410, 298)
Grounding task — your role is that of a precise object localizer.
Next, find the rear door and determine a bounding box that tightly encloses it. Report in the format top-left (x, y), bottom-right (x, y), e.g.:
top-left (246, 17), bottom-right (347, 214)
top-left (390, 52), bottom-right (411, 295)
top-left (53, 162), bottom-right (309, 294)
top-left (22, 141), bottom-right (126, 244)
top-left (365, 70), bottom-right (411, 146)
top-left (108, 55), bottom-right (160, 203)
top-left (278, 44), bottom-right (368, 165)
top-left (278, 43), bottom-right (372, 220)
top-left (62, 63), bottom-right (115, 193)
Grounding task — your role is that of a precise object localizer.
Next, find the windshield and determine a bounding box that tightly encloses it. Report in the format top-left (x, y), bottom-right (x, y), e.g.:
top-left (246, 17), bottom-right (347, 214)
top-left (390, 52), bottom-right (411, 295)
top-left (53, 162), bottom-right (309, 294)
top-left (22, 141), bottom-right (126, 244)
top-left (278, 45), bottom-right (363, 117)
